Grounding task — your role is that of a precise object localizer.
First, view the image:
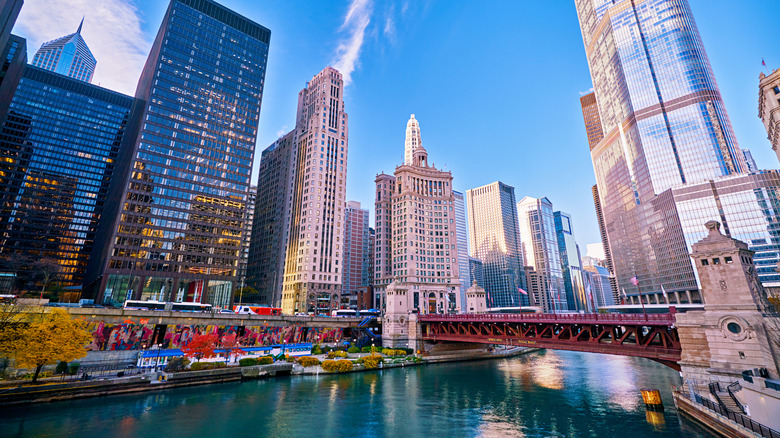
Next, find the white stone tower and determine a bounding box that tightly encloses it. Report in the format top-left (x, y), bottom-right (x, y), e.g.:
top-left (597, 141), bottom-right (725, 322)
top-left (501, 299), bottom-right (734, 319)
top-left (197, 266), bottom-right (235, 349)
top-left (404, 114), bottom-right (422, 165)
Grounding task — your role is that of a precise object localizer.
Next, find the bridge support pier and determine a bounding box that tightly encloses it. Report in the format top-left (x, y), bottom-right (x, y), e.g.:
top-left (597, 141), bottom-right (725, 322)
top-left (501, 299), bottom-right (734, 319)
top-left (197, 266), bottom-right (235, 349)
top-left (675, 221), bottom-right (780, 385)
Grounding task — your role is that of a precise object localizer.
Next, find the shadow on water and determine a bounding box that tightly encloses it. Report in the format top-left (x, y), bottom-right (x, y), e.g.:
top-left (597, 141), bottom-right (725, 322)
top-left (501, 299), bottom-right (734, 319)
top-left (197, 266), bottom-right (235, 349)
top-left (0, 350), bottom-right (717, 438)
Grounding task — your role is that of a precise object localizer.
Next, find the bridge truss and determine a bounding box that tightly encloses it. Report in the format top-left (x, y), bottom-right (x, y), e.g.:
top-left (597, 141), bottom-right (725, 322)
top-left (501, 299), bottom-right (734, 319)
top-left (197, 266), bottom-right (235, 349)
top-left (419, 313), bottom-right (682, 369)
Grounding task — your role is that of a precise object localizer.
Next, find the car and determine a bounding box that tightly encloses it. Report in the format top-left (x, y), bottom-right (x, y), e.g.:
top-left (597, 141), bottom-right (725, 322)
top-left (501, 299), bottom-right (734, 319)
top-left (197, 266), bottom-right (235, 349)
top-left (219, 309), bottom-right (235, 314)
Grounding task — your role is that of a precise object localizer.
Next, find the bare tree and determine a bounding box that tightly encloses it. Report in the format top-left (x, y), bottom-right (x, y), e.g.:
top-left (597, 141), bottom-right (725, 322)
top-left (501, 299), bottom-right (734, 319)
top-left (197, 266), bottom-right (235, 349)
top-left (31, 258), bottom-right (61, 299)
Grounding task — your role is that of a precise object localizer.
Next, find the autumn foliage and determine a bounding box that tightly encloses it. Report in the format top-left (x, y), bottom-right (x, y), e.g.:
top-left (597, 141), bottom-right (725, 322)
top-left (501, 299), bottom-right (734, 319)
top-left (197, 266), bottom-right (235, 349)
top-left (180, 333), bottom-right (218, 362)
top-left (1, 308), bottom-right (91, 382)
top-left (220, 333), bottom-right (245, 359)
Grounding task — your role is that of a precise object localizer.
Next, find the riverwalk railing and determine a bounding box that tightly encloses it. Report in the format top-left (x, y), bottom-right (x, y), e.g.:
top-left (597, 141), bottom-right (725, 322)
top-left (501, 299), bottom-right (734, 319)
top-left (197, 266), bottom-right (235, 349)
top-left (418, 312), bottom-right (676, 326)
top-left (677, 390), bottom-right (780, 438)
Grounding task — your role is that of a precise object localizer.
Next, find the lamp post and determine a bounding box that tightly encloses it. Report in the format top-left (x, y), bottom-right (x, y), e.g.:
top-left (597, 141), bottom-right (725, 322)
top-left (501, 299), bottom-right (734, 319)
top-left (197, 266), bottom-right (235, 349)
top-left (154, 343), bottom-right (162, 372)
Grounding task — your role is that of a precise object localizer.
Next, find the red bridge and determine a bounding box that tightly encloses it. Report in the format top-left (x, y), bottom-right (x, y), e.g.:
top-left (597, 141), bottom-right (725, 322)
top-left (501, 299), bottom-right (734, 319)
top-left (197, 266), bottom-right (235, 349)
top-left (419, 312), bottom-right (682, 370)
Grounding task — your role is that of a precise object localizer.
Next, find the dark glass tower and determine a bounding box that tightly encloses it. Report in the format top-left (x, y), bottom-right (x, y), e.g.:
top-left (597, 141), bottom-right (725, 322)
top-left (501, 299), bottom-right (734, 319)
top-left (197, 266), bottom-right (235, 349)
top-left (0, 65), bottom-right (135, 288)
top-left (87, 0), bottom-right (270, 307)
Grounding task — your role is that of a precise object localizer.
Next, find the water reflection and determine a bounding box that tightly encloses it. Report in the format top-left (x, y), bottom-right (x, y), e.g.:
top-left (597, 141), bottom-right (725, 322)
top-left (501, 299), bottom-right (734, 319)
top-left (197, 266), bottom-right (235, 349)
top-left (0, 351), bottom-right (714, 438)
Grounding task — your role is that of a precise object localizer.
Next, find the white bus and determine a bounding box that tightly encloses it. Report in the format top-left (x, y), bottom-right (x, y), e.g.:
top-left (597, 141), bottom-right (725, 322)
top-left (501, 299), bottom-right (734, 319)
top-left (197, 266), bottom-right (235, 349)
top-left (331, 309), bottom-right (357, 317)
top-left (123, 300), bottom-right (212, 312)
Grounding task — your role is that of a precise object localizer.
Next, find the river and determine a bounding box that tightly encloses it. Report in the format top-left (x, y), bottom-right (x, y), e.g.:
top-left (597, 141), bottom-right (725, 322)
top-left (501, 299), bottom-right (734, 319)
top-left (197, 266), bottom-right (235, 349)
top-left (0, 350), bottom-right (716, 437)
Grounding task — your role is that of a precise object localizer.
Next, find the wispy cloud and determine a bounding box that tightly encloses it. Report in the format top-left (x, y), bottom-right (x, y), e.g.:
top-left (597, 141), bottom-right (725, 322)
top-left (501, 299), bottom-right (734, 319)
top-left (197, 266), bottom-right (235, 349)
top-left (332, 0), bottom-right (373, 86)
top-left (14, 0), bottom-right (152, 96)
top-left (578, 87), bottom-right (595, 96)
top-left (275, 126), bottom-right (289, 137)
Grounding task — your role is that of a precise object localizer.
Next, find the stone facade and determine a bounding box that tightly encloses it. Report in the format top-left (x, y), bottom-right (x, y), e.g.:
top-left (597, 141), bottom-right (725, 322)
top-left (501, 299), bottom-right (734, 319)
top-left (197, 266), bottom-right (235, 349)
top-left (759, 68), bottom-right (780, 163)
top-left (465, 281), bottom-right (487, 314)
top-left (676, 221), bottom-right (780, 384)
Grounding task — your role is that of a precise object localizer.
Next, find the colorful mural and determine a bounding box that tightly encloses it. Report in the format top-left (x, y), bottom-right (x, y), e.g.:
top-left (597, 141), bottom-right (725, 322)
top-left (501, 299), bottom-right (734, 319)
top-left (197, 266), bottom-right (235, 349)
top-left (85, 321), bottom-right (343, 351)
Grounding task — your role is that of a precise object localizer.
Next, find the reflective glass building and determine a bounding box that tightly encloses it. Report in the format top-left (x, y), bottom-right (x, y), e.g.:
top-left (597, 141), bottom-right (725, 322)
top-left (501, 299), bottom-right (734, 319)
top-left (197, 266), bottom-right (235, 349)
top-left (517, 196), bottom-right (565, 312)
top-left (453, 190), bottom-right (470, 311)
top-left (466, 181), bottom-right (527, 308)
top-left (0, 65), bottom-right (134, 287)
top-left (553, 211), bottom-right (587, 311)
top-left (87, 0), bottom-right (270, 307)
top-left (31, 20), bottom-right (96, 83)
top-left (575, 0), bottom-right (750, 299)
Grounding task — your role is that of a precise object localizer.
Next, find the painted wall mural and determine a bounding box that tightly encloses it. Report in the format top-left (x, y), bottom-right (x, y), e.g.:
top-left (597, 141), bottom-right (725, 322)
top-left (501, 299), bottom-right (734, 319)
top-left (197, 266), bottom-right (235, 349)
top-left (85, 321), bottom-right (343, 351)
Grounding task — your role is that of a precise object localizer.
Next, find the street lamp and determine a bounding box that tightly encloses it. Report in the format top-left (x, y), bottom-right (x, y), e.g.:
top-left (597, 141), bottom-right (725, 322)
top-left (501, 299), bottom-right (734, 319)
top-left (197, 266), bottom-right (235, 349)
top-left (154, 343), bottom-right (162, 372)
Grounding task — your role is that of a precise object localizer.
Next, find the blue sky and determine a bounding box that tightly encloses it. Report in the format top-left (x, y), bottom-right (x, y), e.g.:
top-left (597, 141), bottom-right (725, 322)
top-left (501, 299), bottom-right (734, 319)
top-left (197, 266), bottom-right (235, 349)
top-left (13, 0), bottom-right (779, 253)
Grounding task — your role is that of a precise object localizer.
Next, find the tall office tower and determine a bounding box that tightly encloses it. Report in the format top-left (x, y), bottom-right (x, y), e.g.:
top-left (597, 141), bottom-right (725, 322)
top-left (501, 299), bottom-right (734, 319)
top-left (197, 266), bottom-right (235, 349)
top-left (0, 1), bottom-right (25, 124)
top-left (741, 150), bottom-right (758, 173)
top-left (583, 263), bottom-right (616, 308)
top-left (590, 184), bottom-right (618, 302)
top-left (247, 131), bottom-right (295, 306)
top-left (579, 92), bottom-right (603, 151)
top-left (453, 190), bottom-right (469, 311)
top-left (466, 181), bottom-right (527, 308)
top-left (237, 186), bottom-right (257, 285)
top-left (87, 0), bottom-right (270, 308)
top-left (375, 115), bottom-right (461, 315)
top-left (280, 67), bottom-right (348, 315)
top-left (366, 227), bottom-right (375, 286)
top-left (575, 0), bottom-right (761, 300)
top-left (553, 211), bottom-right (587, 311)
top-left (0, 0), bottom-right (22, 51)
top-left (517, 196), bottom-right (565, 312)
top-left (759, 69), bottom-right (780, 163)
top-left (31, 19), bottom-right (96, 83)
top-left (0, 65), bottom-right (135, 290)
top-left (373, 172), bottom-right (395, 310)
top-left (404, 114), bottom-right (422, 165)
top-left (468, 257), bottom-right (484, 290)
top-left (343, 201), bottom-right (369, 309)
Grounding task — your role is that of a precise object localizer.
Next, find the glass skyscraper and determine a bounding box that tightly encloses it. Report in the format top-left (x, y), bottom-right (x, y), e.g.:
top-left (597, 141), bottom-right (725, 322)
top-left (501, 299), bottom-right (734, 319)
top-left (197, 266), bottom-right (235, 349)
top-left (31, 19), bottom-right (96, 83)
top-left (517, 196), bottom-right (565, 312)
top-left (554, 211), bottom-right (587, 311)
top-left (466, 181), bottom-right (527, 308)
top-left (574, 0), bottom-right (765, 299)
top-left (0, 65), bottom-right (135, 288)
top-left (87, 0), bottom-right (270, 308)
top-left (453, 190), bottom-right (469, 311)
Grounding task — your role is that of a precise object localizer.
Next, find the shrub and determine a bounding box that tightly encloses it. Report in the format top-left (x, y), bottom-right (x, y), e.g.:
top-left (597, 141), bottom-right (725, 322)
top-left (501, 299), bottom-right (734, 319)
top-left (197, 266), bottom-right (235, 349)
top-left (394, 349), bottom-right (408, 357)
top-left (68, 362), bottom-right (80, 375)
top-left (347, 346), bottom-right (359, 354)
top-left (239, 358), bottom-right (258, 367)
top-left (22, 371), bottom-right (53, 380)
top-left (190, 362), bottom-right (206, 371)
top-left (322, 346), bottom-right (333, 353)
top-left (257, 356), bottom-right (273, 365)
top-left (363, 354), bottom-right (384, 369)
top-left (166, 357), bottom-right (190, 372)
top-left (381, 348), bottom-right (393, 356)
top-left (360, 346), bottom-right (373, 353)
top-left (297, 356), bottom-right (321, 367)
top-left (311, 345), bottom-right (324, 355)
top-left (321, 359), bottom-right (353, 373)
top-left (285, 356), bottom-right (296, 363)
top-left (55, 361), bottom-right (68, 374)
top-left (189, 362), bottom-right (227, 371)
top-left (327, 350), bottom-right (348, 359)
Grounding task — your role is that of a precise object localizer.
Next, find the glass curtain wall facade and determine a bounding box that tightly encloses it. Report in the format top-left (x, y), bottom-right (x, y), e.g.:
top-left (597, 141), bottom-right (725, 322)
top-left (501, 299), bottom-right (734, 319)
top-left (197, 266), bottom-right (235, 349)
top-left (87, 0), bottom-right (270, 308)
top-left (575, 0), bottom-right (747, 298)
top-left (466, 181), bottom-right (527, 308)
top-left (453, 190), bottom-right (469, 312)
top-left (31, 20), bottom-right (96, 83)
top-left (517, 196), bottom-right (566, 312)
top-left (554, 211), bottom-right (587, 311)
top-left (0, 66), bottom-right (134, 288)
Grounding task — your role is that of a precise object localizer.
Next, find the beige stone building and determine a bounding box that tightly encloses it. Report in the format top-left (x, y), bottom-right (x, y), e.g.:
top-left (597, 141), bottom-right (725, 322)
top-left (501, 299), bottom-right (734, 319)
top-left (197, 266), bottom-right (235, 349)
top-left (280, 67), bottom-right (349, 314)
top-left (759, 68), bottom-right (780, 163)
top-left (378, 115), bottom-right (462, 346)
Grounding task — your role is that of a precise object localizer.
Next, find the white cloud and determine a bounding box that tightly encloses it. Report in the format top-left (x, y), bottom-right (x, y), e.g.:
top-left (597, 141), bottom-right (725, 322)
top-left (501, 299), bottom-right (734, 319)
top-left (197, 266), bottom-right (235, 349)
top-left (275, 126), bottom-right (289, 138)
top-left (14, 0), bottom-right (152, 96)
top-left (332, 0), bottom-right (373, 86)
top-left (579, 87), bottom-right (595, 96)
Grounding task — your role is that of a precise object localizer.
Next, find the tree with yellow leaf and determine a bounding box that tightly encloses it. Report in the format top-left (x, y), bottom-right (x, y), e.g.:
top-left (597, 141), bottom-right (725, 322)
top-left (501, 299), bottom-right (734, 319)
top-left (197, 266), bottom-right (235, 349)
top-left (4, 309), bottom-right (91, 383)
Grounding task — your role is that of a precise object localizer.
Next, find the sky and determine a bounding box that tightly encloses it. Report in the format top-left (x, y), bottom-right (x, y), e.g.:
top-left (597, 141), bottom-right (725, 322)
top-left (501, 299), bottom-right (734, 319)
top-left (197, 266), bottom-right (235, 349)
top-left (12, 0), bottom-right (779, 255)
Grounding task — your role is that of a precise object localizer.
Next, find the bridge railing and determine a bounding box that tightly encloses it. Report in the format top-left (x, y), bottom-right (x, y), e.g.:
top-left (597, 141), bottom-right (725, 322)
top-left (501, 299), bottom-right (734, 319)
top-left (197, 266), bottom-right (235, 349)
top-left (677, 389), bottom-right (780, 438)
top-left (418, 312), bottom-right (675, 325)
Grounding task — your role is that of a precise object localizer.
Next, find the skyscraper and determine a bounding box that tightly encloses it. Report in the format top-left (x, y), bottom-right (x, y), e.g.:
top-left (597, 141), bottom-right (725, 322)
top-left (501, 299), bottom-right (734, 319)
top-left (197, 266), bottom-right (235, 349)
top-left (759, 68), bottom-right (780, 163)
top-left (741, 150), bottom-right (758, 173)
top-left (466, 181), bottom-right (527, 308)
top-left (573, 0), bottom-right (780, 300)
top-left (517, 196), bottom-right (565, 312)
top-left (553, 211), bottom-right (587, 311)
top-left (0, 65), bottom-right (135, 289)
top-left (404, 114), bottom-right (421, 166)
top-left (343, 201), bottom-right (369, 309)
top-left (280, 67), bottom-right (349, 315)
top-left (31, 19), bottom-right (96, 83)
top-left (468, 257), bottom-right (484, 290)
top-left (87, 0), bottom-right (270, 308)
top-left (453, 190), bottom-right (469, 311)
top-left (373, 172), bottom-right (395, 310)
top-left (0, 0), bottom-right (25, 124)
top-left (238, 186), bottom-right (257, 286)
top-left (375, 115), bottom-right (461, 315)
top-left (247, 131), bottom-right (296, 306)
